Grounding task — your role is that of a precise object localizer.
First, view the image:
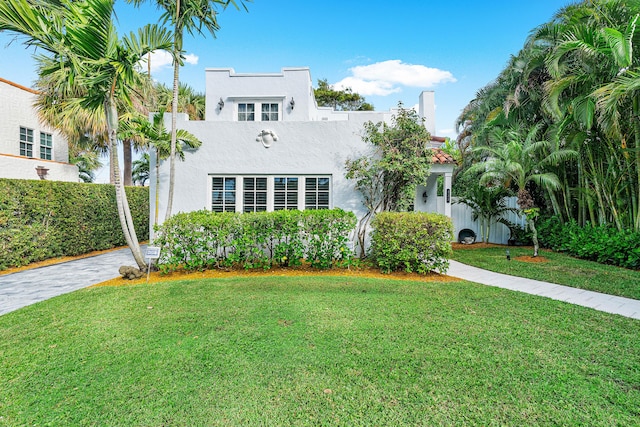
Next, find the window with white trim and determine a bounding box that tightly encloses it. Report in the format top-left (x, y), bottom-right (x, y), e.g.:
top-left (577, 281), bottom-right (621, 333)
top-left (211, 177), bottom-right (237, 212)
top-left (238, 103), bottom-right (255, 121)
top-left (305, 177), bottom-right (330, 209)
top-left (261, 103), bottom-right (279, 121)
top-left (209, 175), bottom-right (331, 212)
top-left (40, 132), bottom-right (52, 160)
top-left (20, 127), bottom-right (33, 157)
top-left (243, 177), bottom-right (268, 212)
top-left (237, 102), bottom-right (280, 121)
top-left (274, 177), bottom-right (298, 210)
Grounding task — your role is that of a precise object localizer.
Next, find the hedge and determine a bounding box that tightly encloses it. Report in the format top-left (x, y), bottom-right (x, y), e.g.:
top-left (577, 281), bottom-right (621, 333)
top-left (152, 209), bottom-right (357, 272)
top-left (0, 178), bottom-right (149, 270)
top-left (537, 216), bottom-right (640, 269)
top-left (370, 212), bottom-right (453, 274)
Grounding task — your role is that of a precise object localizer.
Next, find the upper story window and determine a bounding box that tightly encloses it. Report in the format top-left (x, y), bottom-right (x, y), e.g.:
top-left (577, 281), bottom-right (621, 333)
top-left (237, 102), bottom-right (280, 121)
top-left (238, 103), bottom-right (255, 121)
top-left (261, 103), bottom-right (279, 121)
top-left (40, 132), bottom-right (52, 160)
top-left (20, 127), bottom-right (34, 157)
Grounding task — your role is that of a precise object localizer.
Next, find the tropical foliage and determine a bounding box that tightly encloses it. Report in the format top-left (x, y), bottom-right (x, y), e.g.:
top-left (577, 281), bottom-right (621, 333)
top-left (457, 0), bottom-right (640, 235)
top-left (126, 0), bottom-right (249, 220)
top-left (0, 0), bottom-right (173, 269)
top-left (314, 78), bottom-right (374, 111)
top-left (346, 104), bottom-right (433, 255)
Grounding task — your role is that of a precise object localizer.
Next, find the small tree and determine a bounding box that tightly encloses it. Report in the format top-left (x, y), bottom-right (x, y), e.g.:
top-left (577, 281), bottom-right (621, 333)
top-left (346, 104), bottom-right (432, 255)
top-left (455, 181), bottom-right (515, 243)
top-left (314, 79), bottom-right (374, 111)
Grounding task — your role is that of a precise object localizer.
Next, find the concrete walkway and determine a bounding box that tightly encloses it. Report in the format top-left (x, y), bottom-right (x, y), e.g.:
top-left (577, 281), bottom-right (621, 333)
top-left (1, 251), bottom-right (639, 320)
top-left (0, 248), bottom-right (140, 316)
top-left (448, 260), bottom-right (640, 320)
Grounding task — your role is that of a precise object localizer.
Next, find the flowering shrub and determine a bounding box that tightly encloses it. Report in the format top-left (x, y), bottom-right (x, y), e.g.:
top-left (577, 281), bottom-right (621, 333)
top-left (153, 209), bottom-right (357, 272)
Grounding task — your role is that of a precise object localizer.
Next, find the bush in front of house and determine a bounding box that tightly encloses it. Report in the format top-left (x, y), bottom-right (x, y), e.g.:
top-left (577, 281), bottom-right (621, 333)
top-left (370, 212), bottom-right (453, 274)
top-left (153, 209), bottom-right (357, 272)
top-left (0, 178), bottom-right (149, 270)
top-left (537, 216), bottom-right (640, 269)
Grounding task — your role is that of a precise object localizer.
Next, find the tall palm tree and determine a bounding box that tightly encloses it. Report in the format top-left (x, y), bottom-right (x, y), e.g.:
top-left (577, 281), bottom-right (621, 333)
top-left (126, 0), bottom-right (248, 221)
top-left (0, 0), bottom-right (174, 270)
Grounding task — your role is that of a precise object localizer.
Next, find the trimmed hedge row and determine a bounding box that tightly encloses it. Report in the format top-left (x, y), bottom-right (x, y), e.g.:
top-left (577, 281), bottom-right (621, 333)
top-left (0, 178), bottom-right (149, 270)
top-left (153, 209), bottom-right (357, 271)
top-left (537, 216), bottom-right (640, 269)
top-left (371, 212), bottom-right (453, 274)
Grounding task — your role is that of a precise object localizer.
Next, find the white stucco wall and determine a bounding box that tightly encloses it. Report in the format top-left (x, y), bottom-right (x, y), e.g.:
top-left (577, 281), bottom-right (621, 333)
top-left (0, 78), bottom-right (78, 182)
top-left (151, 117), bottom-right (375, 228)
top-left (151, 67), bottom-right (449, 239)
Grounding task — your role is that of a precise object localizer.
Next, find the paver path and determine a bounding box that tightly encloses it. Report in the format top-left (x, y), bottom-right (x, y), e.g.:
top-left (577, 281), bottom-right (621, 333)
top-left (448, 260), bottom-right (640, 320)
top-left (0, 248), bottom-right (139, 316)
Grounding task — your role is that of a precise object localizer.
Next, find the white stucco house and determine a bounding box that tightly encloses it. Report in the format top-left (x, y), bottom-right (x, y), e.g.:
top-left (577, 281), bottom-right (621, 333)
top-left (151, 67), bottom-right (455, 237)
top-left (0, 78), bottom-right (78, 182)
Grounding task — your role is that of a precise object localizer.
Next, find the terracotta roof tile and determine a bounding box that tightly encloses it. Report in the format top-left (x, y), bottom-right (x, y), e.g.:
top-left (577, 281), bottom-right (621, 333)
top-left (431, 148), bottom-right (456, 165)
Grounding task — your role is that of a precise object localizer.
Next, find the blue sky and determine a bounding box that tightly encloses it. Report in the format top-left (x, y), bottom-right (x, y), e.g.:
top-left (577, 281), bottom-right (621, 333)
top-left (1, 0), bottom-right (572, 140)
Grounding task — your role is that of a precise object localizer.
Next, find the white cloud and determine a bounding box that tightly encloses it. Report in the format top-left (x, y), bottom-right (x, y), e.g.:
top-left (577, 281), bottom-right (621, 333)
top-left (333, 60), bottom-right (456, 97)
top-left (139, 50), bottom-right (199, 73)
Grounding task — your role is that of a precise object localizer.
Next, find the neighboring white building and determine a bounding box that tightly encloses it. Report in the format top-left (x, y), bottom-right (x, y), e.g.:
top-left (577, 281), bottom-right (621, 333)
top-left (0, 78), bottom-right (78, 182)
top-left (151, 67), bottom-right (454, 236)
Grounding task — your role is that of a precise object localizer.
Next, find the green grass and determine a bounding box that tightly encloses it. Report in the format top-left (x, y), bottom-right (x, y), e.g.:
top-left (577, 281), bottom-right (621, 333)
top-left (452, 246), bottom-right (640, 300)
top-left (1, 276), bottom-right (639, 425)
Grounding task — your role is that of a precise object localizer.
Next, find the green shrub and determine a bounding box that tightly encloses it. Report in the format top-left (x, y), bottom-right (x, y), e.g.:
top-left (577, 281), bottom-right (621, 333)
top-left (0, 179), bottom-right (149, 270)
top-left (538, 216), bottom-right (640, 269)
top-left (370, 212), bottom-right (453, 274)
top-left (153, 209), bottom-right (357, 272)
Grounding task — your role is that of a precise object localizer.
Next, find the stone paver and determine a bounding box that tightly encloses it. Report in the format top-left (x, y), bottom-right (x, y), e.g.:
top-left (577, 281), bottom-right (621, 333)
top-left (0, 248), bottom-right (140, 316)
top-left (447, 260), bottom-right (640, 320)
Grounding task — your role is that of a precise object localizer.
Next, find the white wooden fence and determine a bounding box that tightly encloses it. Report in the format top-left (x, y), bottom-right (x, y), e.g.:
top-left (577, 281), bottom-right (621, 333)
top-left (446, 196), bottom-right (527, 244)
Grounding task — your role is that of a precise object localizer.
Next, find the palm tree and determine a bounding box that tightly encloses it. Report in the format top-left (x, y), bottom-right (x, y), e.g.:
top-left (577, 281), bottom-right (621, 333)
top-left (468, 124), bottom-right (577, 256)
top-left (126, 0), bottom-right (248, 221)
top-left (132, 153), bottom-right (150, 186)
top-left (133, 108), bottom-right (201, 224)
top-left (0, 0), bottom-right (173, 270)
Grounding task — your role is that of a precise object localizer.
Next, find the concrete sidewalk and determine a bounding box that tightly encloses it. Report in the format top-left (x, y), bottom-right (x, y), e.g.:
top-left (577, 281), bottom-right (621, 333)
top-left (447, 260), bottom-right (640, 320)
top-left (0, 248), bottom-right (139, 316)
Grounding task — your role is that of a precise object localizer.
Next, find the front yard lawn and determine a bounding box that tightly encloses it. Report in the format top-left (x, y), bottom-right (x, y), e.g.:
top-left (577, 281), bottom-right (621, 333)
top-left (1, 276), bottom-right (638, 425)
top-left (452, 244), bottom-right (640, 300)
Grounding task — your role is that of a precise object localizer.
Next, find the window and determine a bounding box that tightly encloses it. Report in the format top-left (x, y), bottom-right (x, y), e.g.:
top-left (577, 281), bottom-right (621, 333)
top-left (261, 103), bottom-right (279, 121)
top-left (238, 103), bottom-right (255, 121)
top-left (243, 177), bottom-right (268, 212)
top-left (237, 102), bottom-right (280, 121)
top-left (210, 175), bottom-right (330, 212)
top-left (305, 177), bottom-right (330, 209)
top-left (40, 132), bottom-right (52, 160)
top-left (274, 177), bottom-right (299, 210)
top-left (20, 127), bottom-right (33, 157)
top-left (211, 177), bottom-right (236, 212)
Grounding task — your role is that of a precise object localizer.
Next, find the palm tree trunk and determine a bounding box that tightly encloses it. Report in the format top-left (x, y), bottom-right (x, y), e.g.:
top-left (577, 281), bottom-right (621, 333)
top-left (165, 2), bottom-right (182, 221)
top-left (105, 97), bottom-right (147, 270)
top-left (123, 138), bottom-right (132, 186)
top-left (529, 218), bottom-right (539, 257)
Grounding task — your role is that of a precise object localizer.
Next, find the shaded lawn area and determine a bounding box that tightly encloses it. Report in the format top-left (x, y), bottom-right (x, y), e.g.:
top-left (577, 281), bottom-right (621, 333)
top-left (1, 276), bottom-right (639, 425)
top-left (452, 245), bottom-right (640, 300)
